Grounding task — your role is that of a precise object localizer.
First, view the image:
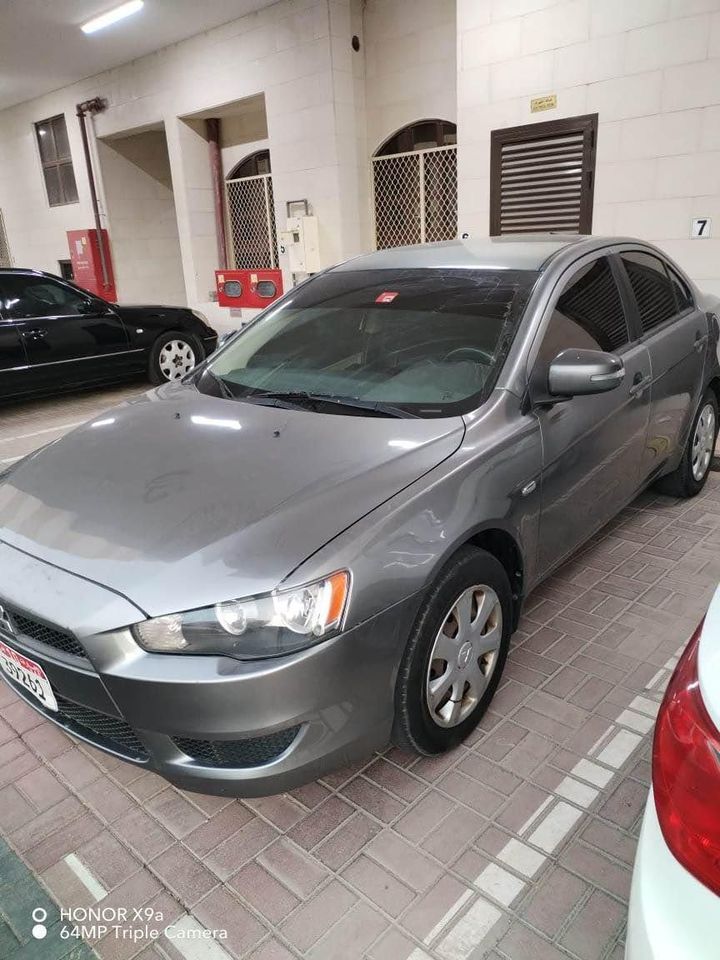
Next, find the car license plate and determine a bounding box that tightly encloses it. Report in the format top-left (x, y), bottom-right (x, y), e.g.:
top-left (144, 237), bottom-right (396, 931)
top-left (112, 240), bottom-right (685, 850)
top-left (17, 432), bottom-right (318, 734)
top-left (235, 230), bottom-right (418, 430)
top-left (0, 639), bottom-right (58, 712)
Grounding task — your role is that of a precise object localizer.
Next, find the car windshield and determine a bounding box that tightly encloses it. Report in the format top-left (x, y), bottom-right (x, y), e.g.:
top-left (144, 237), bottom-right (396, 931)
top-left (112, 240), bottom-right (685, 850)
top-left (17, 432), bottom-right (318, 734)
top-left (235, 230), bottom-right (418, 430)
top-left (203, 267), bottom-right (538, 417)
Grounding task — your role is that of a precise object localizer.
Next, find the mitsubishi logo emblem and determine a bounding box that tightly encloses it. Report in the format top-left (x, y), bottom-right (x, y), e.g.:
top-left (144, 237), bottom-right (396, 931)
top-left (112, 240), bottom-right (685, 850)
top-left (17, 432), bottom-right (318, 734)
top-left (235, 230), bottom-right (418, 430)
top-left (0, 605), bottom-right (14, 637)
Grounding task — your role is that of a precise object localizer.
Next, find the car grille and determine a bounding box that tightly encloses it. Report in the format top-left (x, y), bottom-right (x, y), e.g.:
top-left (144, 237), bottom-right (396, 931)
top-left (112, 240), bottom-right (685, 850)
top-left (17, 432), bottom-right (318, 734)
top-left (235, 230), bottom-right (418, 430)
top-left (5, 607), bottom-right (87, 660)
top-left (173, 726), bottom-right (301, 768)
top-left (4, 675), bottom-right (147, 761)
top-left (54, 695), bottom-right (148, 760)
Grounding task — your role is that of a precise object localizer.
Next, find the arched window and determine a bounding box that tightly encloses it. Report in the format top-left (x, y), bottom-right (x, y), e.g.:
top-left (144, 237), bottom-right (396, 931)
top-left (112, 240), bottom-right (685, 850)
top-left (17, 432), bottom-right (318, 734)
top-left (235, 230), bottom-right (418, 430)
top-left (372, 119), bottom-right (457, 250)
top-left (225, 150), bottom-right (278, 269)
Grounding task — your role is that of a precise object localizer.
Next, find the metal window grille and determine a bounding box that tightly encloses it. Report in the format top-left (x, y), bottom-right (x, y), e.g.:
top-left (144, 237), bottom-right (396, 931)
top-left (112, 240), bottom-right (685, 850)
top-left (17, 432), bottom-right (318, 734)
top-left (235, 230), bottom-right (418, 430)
top-left (490, 114), bottom-right (597, 236)
top-left (0, 210), bottom-right (11, 267)
top-left (225, 173), bottom-right (278, 269)
top-left (372, 145), bottom-right (457, 250)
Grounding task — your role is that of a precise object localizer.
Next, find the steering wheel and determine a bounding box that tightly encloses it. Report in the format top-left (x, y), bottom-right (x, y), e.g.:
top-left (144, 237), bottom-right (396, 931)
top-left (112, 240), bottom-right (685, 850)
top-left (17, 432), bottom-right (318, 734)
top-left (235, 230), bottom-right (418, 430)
top-left (443, 346), bottom-right (494, 364)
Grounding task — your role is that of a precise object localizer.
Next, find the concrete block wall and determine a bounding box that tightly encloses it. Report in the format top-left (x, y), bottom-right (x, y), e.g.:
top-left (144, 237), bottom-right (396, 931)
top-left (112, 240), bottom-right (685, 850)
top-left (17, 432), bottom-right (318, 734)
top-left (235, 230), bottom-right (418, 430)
top-left (0, 0), bottom-right (369, 323)
top-left (457, 0), bottom-right (720, 294)
top-left (363, 0), bottom-right (457, 155)
top-left (96, 128), bottom-right (185, 305)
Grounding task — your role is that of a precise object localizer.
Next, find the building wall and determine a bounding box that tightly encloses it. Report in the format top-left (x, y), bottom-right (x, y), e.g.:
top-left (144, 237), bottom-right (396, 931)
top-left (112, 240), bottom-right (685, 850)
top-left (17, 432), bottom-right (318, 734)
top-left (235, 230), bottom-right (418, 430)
top-left (96, 128), bottom-right (185, 305)
top-left (457, 0), bottom-right (720, 294)
top-left (0, 0), bottom-right (367, 323)
top-left (363, 0), bottom-right (457, 155)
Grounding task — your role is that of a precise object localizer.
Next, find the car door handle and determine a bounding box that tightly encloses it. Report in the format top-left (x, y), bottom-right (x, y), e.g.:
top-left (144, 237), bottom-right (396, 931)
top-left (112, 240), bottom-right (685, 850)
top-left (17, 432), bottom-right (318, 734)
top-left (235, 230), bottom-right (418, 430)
top-left (694, 333), bottom-right (709, 352)
top-left (629, 373), bottom-right (651, 398)
top-left (21, 327), bottom-right (47, 338)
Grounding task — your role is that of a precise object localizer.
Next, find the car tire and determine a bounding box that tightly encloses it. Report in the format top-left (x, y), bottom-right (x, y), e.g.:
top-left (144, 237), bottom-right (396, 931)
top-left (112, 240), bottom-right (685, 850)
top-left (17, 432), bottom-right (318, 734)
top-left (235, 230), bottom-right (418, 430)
top-left (392, 546), bottom-right (513, 756)
top-left (655, 389), bottom-right (718, 498)
top-left (148, 331), bottom-right (204, 385)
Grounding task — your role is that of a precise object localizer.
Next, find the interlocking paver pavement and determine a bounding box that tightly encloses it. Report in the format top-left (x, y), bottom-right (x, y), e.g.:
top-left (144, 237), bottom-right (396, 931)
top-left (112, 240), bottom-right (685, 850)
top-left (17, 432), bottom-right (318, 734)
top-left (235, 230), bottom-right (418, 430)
top-left (2, 384), bottom-right (719, 959)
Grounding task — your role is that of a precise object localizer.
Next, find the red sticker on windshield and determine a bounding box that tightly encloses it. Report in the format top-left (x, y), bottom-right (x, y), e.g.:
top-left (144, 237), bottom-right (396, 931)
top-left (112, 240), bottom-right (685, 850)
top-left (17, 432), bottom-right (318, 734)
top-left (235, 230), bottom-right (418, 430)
top-left (376, 291), bottom-right (399, 303)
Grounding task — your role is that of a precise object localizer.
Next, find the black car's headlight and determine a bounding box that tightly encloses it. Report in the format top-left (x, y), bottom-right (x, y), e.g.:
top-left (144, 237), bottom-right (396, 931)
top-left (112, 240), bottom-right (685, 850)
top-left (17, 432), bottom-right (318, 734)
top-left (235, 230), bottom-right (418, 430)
top-left (132, 571), bottom-right (350, 659)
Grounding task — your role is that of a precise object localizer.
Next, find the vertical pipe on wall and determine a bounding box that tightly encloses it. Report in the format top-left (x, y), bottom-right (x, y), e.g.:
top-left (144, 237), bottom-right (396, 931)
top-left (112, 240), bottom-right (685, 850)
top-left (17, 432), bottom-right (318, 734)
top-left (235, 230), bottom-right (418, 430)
top-left (76, 97), bottom-right (110, 291)
top-left (206, 118), bottom-right (228, 270)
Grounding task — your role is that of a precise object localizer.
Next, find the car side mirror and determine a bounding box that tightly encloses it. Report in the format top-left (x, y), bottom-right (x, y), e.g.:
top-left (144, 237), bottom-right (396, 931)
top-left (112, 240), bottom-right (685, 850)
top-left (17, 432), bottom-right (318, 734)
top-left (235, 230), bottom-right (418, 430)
top-left (548, 348), bottom-right (625, 398)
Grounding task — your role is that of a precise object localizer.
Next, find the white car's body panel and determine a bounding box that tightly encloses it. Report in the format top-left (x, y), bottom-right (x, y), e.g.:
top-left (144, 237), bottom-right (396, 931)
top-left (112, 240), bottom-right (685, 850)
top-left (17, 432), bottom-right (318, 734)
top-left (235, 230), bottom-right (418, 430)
top-left (626, 586), bottom-right (720, 959)
top-left (626, 790), bottom-right (719, 960)
top-left (698, 586), bottom-right (720, 732)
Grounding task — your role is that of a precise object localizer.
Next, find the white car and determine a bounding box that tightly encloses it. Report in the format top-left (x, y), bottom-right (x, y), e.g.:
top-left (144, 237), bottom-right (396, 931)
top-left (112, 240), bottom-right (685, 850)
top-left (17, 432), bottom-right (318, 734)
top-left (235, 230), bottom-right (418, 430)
top-left (626, 586), bottom-right (720, 958)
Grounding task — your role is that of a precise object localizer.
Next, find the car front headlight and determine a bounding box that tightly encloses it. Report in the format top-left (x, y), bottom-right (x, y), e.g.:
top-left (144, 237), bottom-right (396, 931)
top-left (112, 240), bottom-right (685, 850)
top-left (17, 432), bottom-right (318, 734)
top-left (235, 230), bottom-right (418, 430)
top-left (132, 571), bottom-right (350, 659)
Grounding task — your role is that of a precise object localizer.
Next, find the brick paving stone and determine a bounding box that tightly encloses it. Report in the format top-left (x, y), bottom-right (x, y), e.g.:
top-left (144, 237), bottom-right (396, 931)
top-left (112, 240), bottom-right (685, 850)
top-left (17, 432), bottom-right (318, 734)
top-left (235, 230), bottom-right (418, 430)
top-left (144, 789), bottom-right (207, 839)
top-left (307, 901), bottom-right (387, 960)
top-left (149, 843), bottom-right (218, 906)
top-left (257, 838), bottom-right (329, 899)
top-left (287, 795), bottom-right (355, 850)
top-left (339, 775), bottom-right (406, 822)
top-left (183, 801), bottom-right (254, 857)
top-left (229, 860), bottom-right (300, 924)
top-left (0, 785), bottom-right (37, 833)
top-left (113, 807), bottom-right (175, 862)
top-left (280, 879), bottom-right (356, 952)
top-left (400, 872), bottom-right (472, 940)
top-left (77, 830), bottom-right (142, 891)
top-left (314, 810), bottom-right (381, 869)
top-left (23, 811), bottom-right (104, 873)
top-left (247, 940), bottom-right (297, 960)
top-left (204, 816), bottom-right (279, 881)
top-left (520, 864), bottom-right (589, 938)
top-left (363, 757), bottom-right (427, 802)
top-left (560, 888), bottom-right (626, 960)
top-left (342, 855), bottom-right (415, 917)
top-left (80, 775), bottom-right (136, 823)
top-left (193, 885), bottom-right (266, 958)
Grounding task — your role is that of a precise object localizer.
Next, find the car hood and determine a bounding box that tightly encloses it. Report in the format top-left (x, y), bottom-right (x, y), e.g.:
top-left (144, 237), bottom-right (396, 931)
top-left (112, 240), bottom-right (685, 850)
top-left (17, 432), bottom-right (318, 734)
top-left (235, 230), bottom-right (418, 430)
top-left (0, 384), bottom-right (464, 619)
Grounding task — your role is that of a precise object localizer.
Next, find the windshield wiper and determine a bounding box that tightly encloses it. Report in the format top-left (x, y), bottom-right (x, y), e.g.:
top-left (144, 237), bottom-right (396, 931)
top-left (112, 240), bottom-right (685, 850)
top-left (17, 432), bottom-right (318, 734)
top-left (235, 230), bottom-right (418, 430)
top-left (243, 391), bottom-right (417, 419)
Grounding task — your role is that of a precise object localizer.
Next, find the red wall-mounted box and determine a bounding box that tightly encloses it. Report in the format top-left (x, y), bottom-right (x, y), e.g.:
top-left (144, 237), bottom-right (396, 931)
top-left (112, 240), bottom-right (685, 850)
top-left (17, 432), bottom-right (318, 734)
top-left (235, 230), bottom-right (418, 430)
top-left (216, 269), bottom-right (283, 309)
top-left (67, 229), bottom-right (117, 302)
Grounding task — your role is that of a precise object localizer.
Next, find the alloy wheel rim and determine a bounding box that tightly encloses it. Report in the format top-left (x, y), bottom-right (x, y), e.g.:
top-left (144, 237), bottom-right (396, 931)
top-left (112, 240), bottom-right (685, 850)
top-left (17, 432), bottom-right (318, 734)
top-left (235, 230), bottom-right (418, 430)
top-left (691, 403), bottom-right (715, 482)
top-left (159, 340), bottom-right (196, 380)
top-left (425, 584), bottom-right (502, 728)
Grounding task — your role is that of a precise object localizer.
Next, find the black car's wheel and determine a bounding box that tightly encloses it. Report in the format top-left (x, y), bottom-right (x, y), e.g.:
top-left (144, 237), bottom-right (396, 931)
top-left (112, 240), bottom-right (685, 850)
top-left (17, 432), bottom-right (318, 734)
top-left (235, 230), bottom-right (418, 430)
top-left (393, 546), bottom-right (513, 756)
top-left (656, 389), bottom-right (718, 498)
top-left (148, 331), bottom-right (204, 385)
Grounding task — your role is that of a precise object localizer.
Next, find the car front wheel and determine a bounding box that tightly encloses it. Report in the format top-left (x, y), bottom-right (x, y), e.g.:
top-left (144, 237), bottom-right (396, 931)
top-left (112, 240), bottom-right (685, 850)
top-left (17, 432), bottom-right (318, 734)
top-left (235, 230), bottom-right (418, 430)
top-left (149, 331), bottom-right (204, 385)
top-left (393, 546), bottom-right (513, 755)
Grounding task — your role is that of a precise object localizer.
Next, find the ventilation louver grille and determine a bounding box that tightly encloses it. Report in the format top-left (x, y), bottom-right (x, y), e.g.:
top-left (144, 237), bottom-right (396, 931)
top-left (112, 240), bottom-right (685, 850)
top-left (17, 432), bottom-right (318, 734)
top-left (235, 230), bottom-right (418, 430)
top-left (491, 115), bottom-right (597, 236)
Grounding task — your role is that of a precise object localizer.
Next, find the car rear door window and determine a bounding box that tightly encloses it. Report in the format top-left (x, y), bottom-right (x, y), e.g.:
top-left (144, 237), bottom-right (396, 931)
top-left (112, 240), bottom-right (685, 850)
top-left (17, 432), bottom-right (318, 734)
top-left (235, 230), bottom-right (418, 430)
top-left (667, 265), bottom-right (694, 313)
top-left (620, 252), bottom-right (678, 332)
top-left (537, 256), bottom-right (630, 364)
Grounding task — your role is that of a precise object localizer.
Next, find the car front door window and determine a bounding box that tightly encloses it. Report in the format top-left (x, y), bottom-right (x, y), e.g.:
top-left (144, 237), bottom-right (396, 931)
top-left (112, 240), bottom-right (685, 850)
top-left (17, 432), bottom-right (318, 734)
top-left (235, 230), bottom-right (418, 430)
top-left (533, 255), bottom-right (652, 574)
top-left (1, 276), bottom-right (90, 319)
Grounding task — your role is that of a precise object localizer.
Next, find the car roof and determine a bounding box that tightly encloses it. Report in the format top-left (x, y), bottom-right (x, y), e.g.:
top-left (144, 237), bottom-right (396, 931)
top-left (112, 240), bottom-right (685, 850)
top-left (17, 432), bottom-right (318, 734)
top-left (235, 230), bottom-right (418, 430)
top-left (330, 235), bottom-right (620, 274)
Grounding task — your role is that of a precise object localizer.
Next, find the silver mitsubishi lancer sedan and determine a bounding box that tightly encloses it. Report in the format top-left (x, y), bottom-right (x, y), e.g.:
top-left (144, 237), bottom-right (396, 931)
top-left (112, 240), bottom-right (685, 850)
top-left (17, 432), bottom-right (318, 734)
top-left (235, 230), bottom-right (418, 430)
top-left (0, 235), bottom-right (717, 796)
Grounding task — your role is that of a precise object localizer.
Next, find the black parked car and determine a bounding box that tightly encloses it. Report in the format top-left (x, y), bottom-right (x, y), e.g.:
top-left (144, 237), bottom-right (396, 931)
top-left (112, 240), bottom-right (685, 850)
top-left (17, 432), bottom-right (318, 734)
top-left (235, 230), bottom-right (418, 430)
top-left (0, 269), bottom-right (218, 400)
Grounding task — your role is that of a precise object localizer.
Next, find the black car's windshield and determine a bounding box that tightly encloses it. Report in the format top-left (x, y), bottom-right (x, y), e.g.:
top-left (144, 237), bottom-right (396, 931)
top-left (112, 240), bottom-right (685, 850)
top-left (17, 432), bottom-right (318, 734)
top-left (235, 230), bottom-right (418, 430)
top-left (204, 267), bottom-right (538, 417)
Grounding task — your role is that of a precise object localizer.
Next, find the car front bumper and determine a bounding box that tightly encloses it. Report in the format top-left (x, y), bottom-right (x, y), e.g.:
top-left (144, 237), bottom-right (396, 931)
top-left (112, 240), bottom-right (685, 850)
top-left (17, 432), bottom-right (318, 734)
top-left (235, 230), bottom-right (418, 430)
top-left (0, 543), bottom-right (418, 796)
top-left (626, 789), bottom-right (719, 960)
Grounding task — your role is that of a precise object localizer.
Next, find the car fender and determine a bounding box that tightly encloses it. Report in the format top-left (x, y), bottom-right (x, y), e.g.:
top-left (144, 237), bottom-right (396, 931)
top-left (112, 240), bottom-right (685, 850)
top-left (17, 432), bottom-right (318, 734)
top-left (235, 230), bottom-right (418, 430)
top-left (282, 390), bottom-right (542, 631)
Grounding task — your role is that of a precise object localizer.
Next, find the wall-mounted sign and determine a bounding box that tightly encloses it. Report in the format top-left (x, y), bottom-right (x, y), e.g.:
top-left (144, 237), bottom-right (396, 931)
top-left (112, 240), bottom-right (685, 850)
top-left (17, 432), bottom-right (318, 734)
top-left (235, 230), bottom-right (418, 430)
top-left (691, 217), bottom-right (712, 238)
top-left (531, 94), bottom-right (557, 113)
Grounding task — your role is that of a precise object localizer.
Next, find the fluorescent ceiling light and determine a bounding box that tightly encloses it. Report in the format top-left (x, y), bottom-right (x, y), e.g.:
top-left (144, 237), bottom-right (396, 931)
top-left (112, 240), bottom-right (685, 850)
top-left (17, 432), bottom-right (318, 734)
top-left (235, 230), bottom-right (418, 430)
top-left (81, 0), bottom-right (144, 34)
